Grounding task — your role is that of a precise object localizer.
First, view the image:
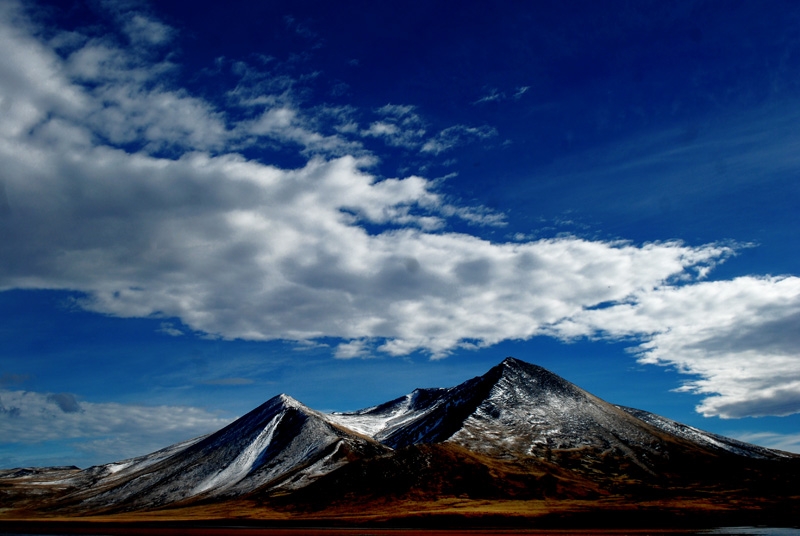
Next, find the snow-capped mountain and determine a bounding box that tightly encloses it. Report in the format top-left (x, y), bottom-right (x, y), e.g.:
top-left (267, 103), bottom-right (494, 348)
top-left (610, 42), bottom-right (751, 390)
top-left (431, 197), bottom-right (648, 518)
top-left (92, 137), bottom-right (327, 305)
top-left (1, 357), bottom-right (798, 519)
top-left (331, 358), bottom-right (787, 468)
top-left (28, 393), bottom-right (388, 514)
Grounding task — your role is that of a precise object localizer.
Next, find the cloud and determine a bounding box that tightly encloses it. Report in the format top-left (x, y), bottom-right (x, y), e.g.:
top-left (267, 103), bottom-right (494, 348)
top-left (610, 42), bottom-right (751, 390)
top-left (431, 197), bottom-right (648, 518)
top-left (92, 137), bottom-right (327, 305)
top-left (244, 105), bottom-right (362, 155)
top-left (1, 2), bottom-right (800, 421)
top-left (0, 0), bottom-right (226, 156)
top-left (361, 104), bottom-right (427, 148)
top-left (0, 389), bottom-right (230, 462)
top-left (47, 393), bottom-right (82, 413)
top-left (513, 86), bottom-right (530, 99)
top-left (440, 203), bottom-right (507, 227)
top-left (474, 88), bottom-right (505, 104)
top-left (550, 275), bottom-right (800, 418)
top-left (421, 124), bottom-right (498, 154)
top-left (732, 431), bottom-right (800, 454)
top-left (473, 86), bottom-right (529, 104)
top-left (359, 105), bottom-right (495, 155)
top-left (122, 14), bottom-right (173, 47)
top-left (158, 322), bottom-right (184, 337)
top-left (335, 339), bottom-right (371, 359)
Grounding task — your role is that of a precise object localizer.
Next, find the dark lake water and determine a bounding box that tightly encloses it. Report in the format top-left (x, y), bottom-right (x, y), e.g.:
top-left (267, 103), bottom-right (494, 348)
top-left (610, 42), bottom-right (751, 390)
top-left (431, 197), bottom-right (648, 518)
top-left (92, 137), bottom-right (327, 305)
top-left (1, 527), bottom-right (800, 536)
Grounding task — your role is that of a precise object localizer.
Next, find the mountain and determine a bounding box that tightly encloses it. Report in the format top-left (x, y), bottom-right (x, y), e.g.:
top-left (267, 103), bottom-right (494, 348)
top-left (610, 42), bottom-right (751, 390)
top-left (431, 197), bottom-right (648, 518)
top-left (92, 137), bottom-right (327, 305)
top-left (332, 358), bottom-right (685, 456)
top-left (617, 405), bottom-right (786, 459)
top-left (1, 394), bottom-right (387, 515)
top-left (314, 358), bottom-right (799, 510)
top-left (331, 358), bottom-right (790, 468)
top-left (1, 357), bottom-right (798, 526)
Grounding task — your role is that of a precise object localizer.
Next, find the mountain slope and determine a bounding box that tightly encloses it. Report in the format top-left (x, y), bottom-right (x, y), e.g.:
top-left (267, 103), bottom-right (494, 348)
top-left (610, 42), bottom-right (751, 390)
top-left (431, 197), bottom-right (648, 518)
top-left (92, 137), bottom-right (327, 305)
top-left (331, 358), bottom-right (780, 470)
top-left (328, 387), bottom-right (450, 440)
top-left (9, 394), bottom-right (388, 514)
top-left (1, 357), bottom-right (798, 523)
top-left (292, 358), bottom-right (800, 518)
top-left (618, 405), bottom-right (790, 460)
top-left (325, 357), bottom-right (799, 494)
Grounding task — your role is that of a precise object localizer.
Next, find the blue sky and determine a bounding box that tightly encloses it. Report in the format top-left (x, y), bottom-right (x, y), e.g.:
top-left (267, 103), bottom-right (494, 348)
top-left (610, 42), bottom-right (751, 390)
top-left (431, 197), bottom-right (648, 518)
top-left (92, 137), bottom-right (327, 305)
top-left (1, 0), bottom-right (799, 468)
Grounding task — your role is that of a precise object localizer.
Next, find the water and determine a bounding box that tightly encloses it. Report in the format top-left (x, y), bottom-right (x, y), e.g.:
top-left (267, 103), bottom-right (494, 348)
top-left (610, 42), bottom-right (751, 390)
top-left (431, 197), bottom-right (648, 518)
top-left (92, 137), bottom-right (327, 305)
top-left (704, 528), bottom-right (800, 536)
top-left (1, 527), bottom-right (800, 536)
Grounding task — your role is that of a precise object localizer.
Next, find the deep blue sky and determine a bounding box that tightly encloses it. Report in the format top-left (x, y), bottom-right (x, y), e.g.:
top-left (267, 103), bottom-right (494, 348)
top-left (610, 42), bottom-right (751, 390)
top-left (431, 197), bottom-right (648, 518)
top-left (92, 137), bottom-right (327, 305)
top-left (1, 0), bottom-right (799, 467)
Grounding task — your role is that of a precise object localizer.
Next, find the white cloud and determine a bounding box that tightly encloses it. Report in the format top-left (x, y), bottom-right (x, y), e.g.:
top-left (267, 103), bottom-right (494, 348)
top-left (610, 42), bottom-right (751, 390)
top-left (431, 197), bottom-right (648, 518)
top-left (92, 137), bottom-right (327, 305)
top-left (376, 104), bottom-right (415, 116)
top-left (473, 86), bottom-right (529, 104)
top-left (549, 275), bottom-right (800, 418)
top-left (158, 322), bottom-right (184, 337)
top-left (61, 38), bottom-right (230, 153)
top-left (474, 88), bottom-right (505, 104)
top-left (245, 106), bottom-right (361, 154)
top-left (363, 121), bottom-right (399, 137)
top-left (0, 1), bottom-right (226, 157)
top-left (335, 339), bottom-right (371, 359)
top-left (122, 14), bottom-right (173, 46)
top-left (360, 103), bottom-right (427, 148)
top-left (1, 2), bottom-right (800, 421)
top-left (440, 203), bottom-right (507, 227)
top-left (421, 124), bottom-right (498, 154)
top-left (0, 2), bottom-right (88, 139)
top-left (0, 389), bottom-right (231, 461)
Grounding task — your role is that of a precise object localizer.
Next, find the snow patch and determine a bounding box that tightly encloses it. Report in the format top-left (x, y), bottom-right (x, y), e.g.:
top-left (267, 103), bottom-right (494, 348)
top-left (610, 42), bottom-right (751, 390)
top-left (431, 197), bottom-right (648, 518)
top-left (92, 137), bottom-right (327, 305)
top-left (192, 410), bottom-right (283, 496)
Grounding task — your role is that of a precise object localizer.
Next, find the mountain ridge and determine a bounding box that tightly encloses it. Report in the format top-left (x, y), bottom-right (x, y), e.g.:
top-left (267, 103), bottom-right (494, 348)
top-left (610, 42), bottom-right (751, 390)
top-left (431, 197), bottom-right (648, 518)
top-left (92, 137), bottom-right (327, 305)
top-left (1, 357), bottom-right (798, 524)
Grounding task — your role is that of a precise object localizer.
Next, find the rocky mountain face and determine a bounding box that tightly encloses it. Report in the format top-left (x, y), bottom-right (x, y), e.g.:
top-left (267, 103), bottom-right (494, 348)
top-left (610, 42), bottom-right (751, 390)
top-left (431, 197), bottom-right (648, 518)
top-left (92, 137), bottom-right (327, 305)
top-left (1, 357), bottom-right (798, 520)
top-left (1, 394), bottom-right (388, 515)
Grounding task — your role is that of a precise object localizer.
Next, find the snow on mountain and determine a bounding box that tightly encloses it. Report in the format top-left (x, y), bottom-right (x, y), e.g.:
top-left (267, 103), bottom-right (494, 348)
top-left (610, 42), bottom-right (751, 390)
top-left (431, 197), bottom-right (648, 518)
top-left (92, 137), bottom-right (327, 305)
top-left (2, 357), bottom-right (796, 517)
top-left (48, 394), bottom-right (388, 513)
top-left (328, 387), bottom-right (449, 440)
top-left (618, 405), bottom-right (791, 460)
top-left (329, 357), bottom-right (792, 472)
top-left (334, 359), bottom-right (662, 457)
top-left (444, 358), bottom-right (671, 459)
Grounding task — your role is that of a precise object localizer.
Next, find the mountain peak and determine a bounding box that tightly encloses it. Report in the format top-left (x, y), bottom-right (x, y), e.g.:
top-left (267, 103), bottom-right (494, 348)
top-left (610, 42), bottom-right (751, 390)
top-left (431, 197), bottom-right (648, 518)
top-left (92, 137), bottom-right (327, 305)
top-left (497, 356), bottom-right (557, 378)
top-left (491, 357), bottom-right (579, 397)
top-left (3, 357), bottom-right (798, 521)
top-left (500, 356), bottom-right (523, 367)
top-left (275, 393), bottom-right (305, 410)
top-left (498, 355), bottom-right (552, 373)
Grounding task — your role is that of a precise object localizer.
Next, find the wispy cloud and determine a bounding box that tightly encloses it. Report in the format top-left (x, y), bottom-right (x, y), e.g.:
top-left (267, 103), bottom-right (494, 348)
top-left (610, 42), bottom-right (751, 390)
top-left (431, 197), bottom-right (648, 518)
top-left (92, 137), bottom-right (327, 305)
top-left (513, 86), bottom-right (530, 99)
top-left (360, 103), bottom-right (427, 149)
top-left (732, 431), bottom-right (800, 454)
top-left (474, 88), bottom-right (505, 104)
top-left (0, 389), bottom-right (231, 461)
top-left (158, 322), bottom-right (184, 337)
top-left (1, 1), bottom-right (800, 422)
top-left (473, 86), bottom-right (530, 104)
top-left (243, 105), bottom-right (362, 155)
top-left (359, 104), bottom-right (496, 155)
top-left (421, 124), bottom-right (497, 154)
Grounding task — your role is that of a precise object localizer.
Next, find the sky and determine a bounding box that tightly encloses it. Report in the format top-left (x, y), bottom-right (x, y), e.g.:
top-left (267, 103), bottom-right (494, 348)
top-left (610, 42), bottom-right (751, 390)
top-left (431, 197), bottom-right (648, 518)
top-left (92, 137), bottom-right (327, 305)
top-left (1, 0), bottom-right (799, 468)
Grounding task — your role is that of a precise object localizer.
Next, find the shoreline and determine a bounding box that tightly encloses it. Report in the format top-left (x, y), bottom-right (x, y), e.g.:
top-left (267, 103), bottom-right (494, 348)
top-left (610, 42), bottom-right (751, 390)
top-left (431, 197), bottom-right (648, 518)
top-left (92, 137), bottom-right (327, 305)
top-left (0, 516), bottom-right (792, 536)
